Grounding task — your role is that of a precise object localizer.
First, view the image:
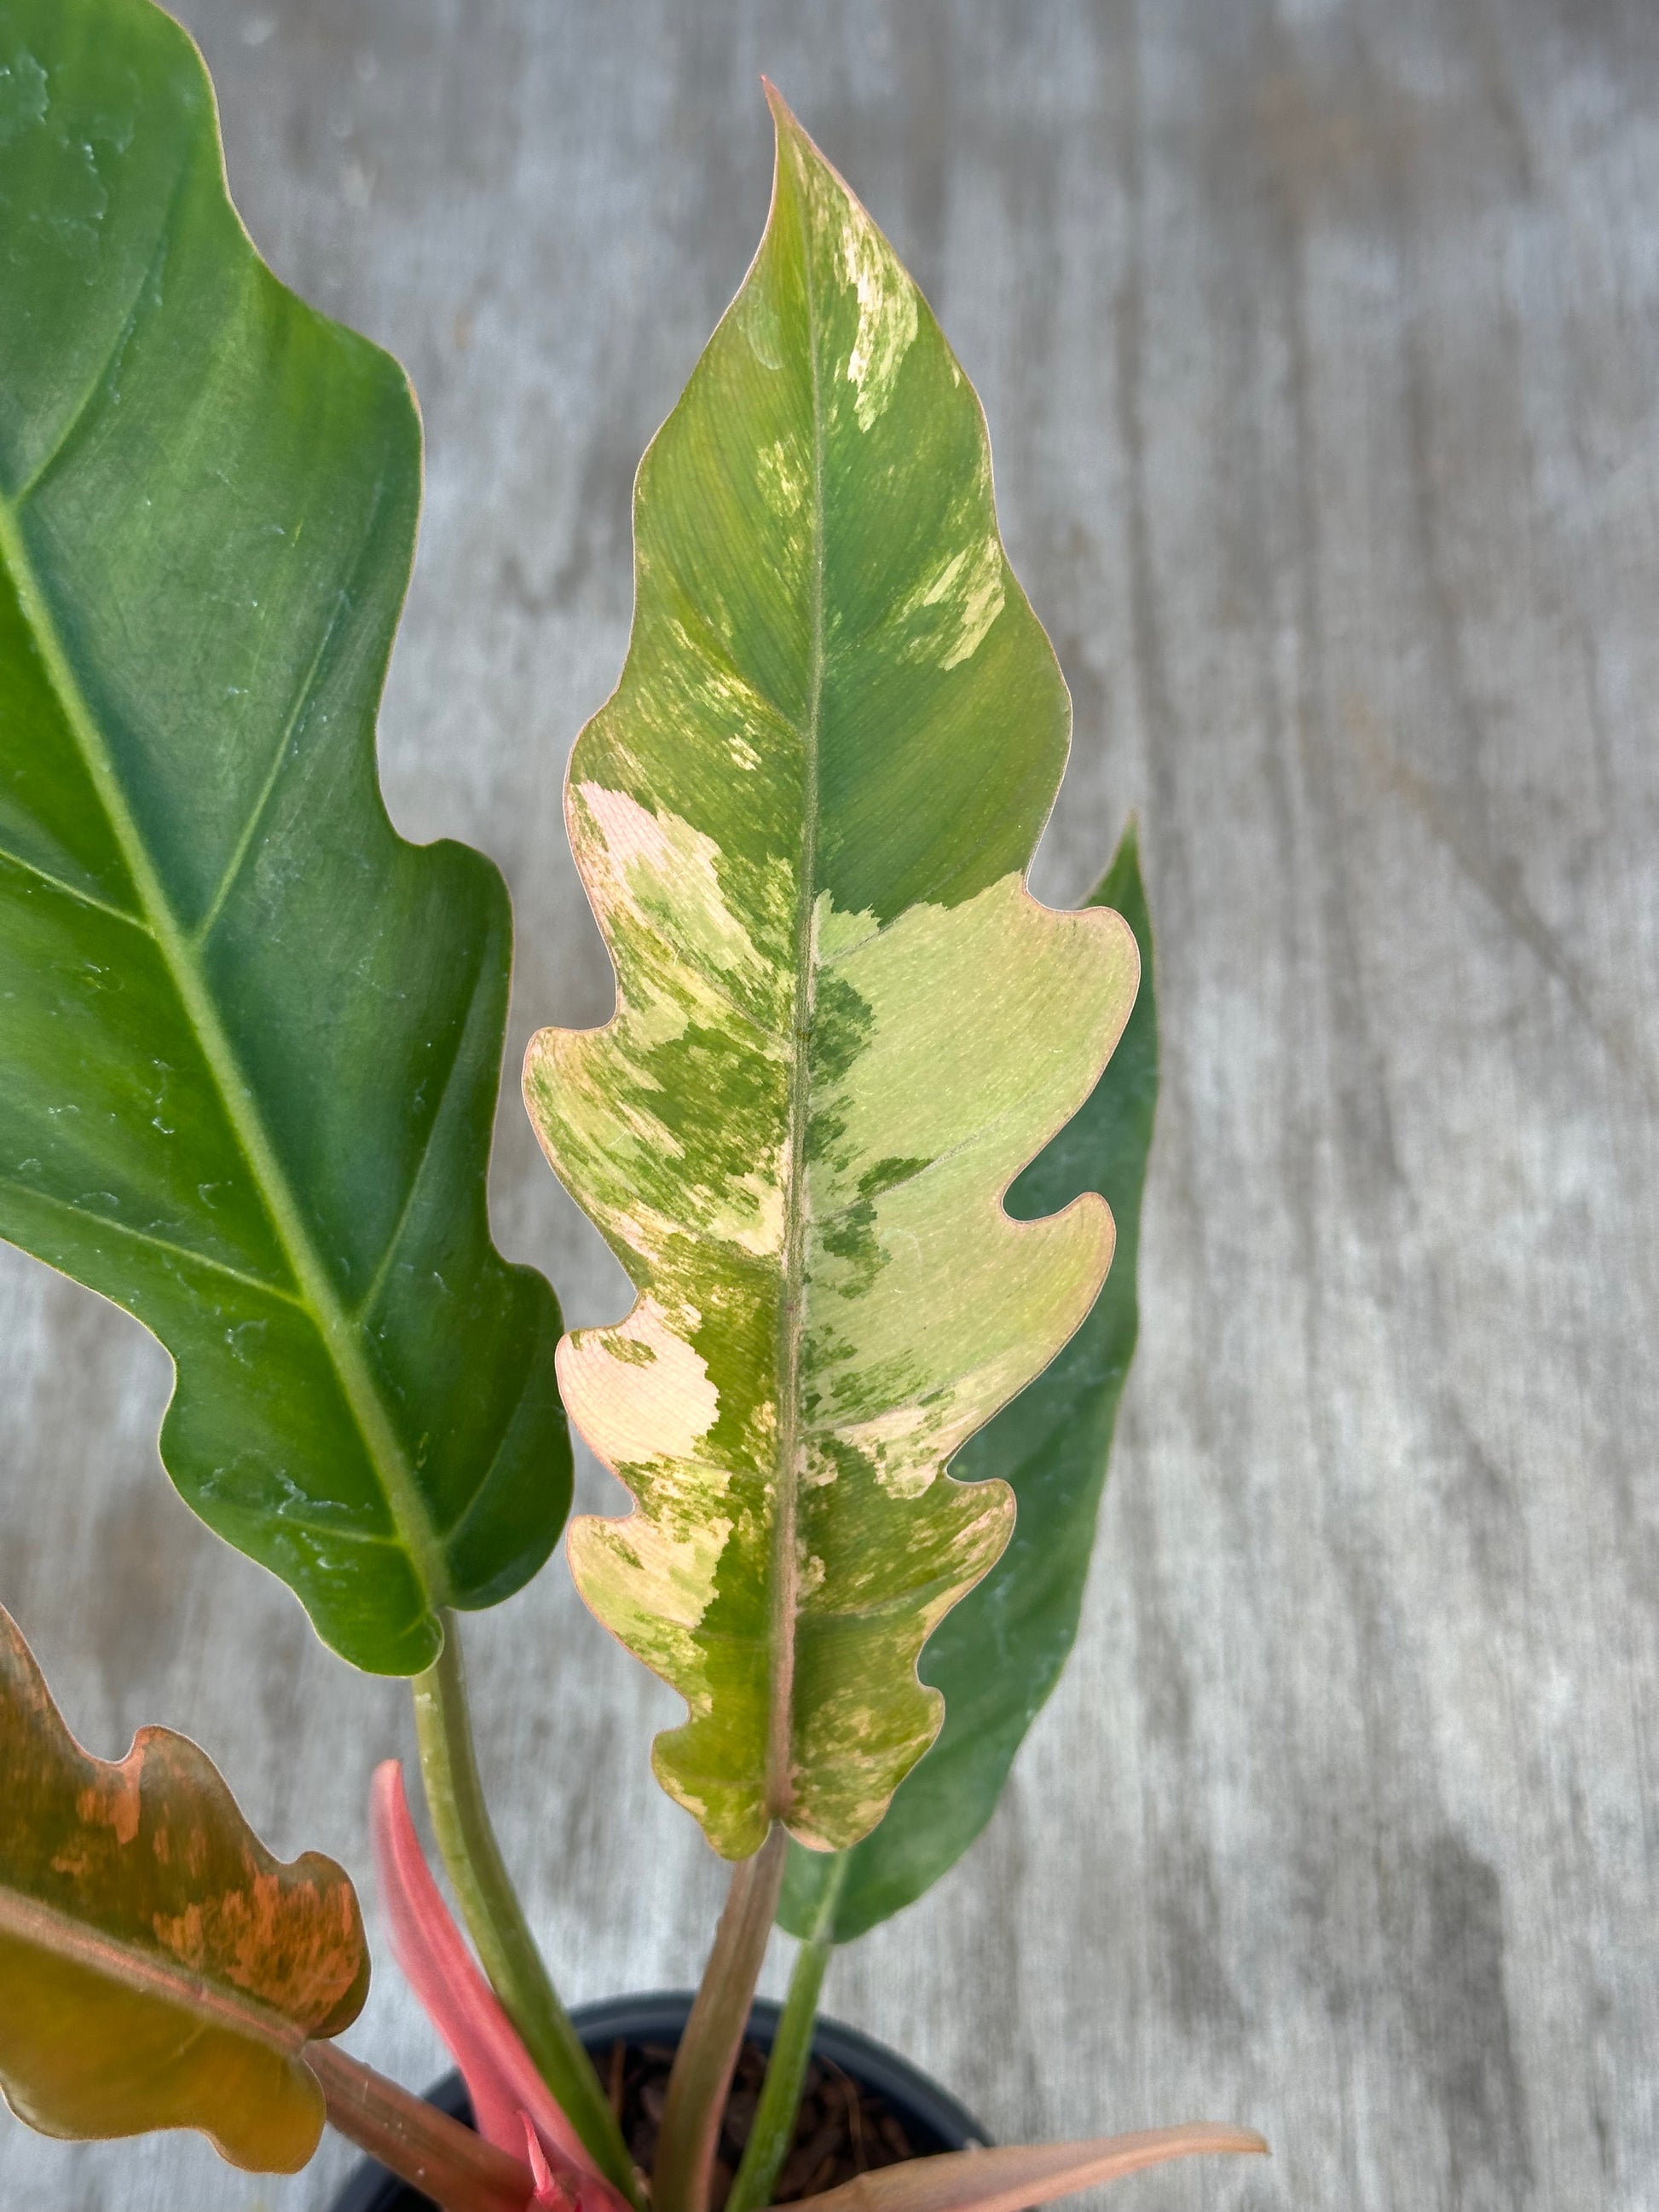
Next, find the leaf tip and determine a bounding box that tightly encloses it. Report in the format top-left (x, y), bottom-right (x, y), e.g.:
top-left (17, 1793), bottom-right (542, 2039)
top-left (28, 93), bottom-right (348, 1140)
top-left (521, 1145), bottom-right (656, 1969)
top-left (760, 77), bottom-right (812, 157)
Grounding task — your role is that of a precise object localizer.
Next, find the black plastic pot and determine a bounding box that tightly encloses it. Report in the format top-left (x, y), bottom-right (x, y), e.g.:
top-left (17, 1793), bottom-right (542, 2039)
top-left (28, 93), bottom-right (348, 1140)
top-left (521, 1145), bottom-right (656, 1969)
top-left (332, 1990), bottom-right (987, 2212)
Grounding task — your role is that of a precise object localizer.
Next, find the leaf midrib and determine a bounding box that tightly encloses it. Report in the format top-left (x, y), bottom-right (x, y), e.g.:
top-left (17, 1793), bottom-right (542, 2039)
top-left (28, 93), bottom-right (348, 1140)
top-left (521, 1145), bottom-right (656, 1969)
top-left (764, 167), bottom-right (824, 1825)
top-left (0, 493), bottom-right (447, 1606)
top-left (0, 1883), bottom-right (306, 2056)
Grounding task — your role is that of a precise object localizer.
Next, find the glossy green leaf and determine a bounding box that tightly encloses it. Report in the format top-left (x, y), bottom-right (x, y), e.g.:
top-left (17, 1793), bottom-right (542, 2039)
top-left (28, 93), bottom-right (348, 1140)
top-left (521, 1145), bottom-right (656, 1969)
top-left (523, 91), bottom-right (1138, 1861)
top-left (0, 0), bottom-right (569, 1672)
top-left (780, 827), bottom-right (1157, 1940)
top-left (0, 1602), bottom-right (367, 2173)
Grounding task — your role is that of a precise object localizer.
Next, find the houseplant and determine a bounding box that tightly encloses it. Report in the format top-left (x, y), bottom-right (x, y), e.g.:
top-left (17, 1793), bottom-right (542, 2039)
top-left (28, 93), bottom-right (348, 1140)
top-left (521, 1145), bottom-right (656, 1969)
top-left (0, 2), bottom-right (1268, 2206)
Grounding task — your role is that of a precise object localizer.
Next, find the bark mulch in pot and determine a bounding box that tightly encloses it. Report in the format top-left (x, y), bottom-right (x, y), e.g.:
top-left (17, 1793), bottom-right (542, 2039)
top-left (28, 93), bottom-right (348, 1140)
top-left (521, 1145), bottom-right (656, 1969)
top-left (607, 2037), bottom-right (921, 2207)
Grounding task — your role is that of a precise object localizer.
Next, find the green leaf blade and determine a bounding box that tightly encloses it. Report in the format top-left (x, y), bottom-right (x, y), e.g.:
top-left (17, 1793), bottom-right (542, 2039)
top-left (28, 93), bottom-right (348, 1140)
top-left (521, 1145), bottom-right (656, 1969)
top-left (0, 1603), bottom-right (368, 2174)
top-left (524, 94), bottom-right (1138, 1859)
top-left (781, 826), bottom-right (1159, 1940)
top-left (0, 0), bottom-right (569, 1672)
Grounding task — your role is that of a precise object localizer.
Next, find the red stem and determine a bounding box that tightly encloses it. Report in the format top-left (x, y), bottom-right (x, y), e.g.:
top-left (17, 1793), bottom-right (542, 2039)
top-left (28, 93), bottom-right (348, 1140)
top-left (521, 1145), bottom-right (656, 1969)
top-left (306, 2038), bottom-right (534, 2212)
top-left (653, 1825), bottom-right (788, 2212)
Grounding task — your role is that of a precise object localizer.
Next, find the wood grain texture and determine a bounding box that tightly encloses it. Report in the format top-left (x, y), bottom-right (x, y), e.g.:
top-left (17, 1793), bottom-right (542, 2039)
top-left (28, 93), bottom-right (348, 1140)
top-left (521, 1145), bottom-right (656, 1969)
top-left (0, 1), bottom-right (1653, 2205)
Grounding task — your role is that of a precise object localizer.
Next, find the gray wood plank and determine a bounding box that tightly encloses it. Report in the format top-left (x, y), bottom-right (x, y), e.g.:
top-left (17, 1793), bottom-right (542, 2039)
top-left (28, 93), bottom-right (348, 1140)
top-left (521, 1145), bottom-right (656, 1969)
top-left (1, 1), bottom-right (1654, 2205)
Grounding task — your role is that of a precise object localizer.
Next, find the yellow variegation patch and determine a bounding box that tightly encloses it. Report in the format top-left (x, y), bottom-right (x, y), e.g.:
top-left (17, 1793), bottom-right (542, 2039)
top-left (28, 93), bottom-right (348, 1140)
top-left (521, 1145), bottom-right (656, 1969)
top-left (525, 92), bottom-right (1138, 1859)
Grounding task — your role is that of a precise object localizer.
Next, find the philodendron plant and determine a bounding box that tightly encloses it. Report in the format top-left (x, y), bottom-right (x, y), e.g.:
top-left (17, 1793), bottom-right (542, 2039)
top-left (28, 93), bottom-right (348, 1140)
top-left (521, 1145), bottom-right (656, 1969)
top-left (0, 3), bottom-right (1266, 2208)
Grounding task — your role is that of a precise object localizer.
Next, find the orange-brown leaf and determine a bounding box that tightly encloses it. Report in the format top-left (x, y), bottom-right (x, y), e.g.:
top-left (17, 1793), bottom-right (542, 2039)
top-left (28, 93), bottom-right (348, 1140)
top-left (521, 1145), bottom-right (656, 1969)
top-left (0, 1603), bottom-right (368, 2173)
top-left (786, 2127), bottom-right (1269, 2212)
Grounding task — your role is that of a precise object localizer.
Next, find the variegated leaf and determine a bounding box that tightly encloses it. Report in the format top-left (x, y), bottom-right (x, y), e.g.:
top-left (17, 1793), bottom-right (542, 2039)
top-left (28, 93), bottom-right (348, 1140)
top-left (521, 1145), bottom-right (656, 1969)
top-left (0, 1603), bottom-right (367, 2174)
top-left (780, 826), bottom-right (1159, 1939)
top-left (523, 90), bottom-right (1138, 1860)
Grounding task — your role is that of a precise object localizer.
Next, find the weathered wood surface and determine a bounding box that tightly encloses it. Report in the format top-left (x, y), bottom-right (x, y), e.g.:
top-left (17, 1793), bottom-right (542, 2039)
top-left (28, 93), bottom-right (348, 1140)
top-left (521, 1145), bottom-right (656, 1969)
top-left (3, 1), bottom-right (1655, 2205)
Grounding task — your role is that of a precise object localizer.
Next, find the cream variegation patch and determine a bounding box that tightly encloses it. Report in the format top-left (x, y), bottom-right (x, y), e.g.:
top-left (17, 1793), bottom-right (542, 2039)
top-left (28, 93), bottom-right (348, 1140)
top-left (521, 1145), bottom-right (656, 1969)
top-left (568, 1500), bottom-right (734, 1638)
top-left (939, 551), bottom-right (1005, 667)
top-left (828, 188), bottom-right (918, 430)
top-left (755, 434), bottom-right (809, 519)
top-left (898, 523), bottom-right (1006, 671)
top-left (572, 782), bottom-right (769, 1004)
top-left (812, 887), bottom-right (879, 963)
top-left (556, 1299), bottom-right (719, 1470)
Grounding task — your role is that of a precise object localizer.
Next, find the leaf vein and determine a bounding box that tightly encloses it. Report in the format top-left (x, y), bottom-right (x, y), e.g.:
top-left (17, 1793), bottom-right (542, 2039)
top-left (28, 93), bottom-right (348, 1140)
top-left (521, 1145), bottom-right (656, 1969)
top-left (0, 1176), bottom-right (305, 1308)
top-left (764, 158), bottom-right (826, 1823)
top-left (11, 149), bottom-right (194, 508)
top-left (189, 586), bottom-right (355, 950)
top-left (350, 941), bottom-right (488, 1328)
top-left (0, 480), bottom-right (448, 1605)
top-left (0, 844), bottom-right (152, 934)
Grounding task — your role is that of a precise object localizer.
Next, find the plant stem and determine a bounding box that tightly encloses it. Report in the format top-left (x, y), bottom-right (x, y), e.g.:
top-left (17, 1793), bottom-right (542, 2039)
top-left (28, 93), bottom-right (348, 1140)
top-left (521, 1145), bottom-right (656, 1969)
top-left (413, 1610), bottom-right (640, 2204)
top-left (726, 1853), bottom-right (846, 2212)
top-left (653, 1824), bottom-right (789, 2212)
top-left (307, 2037), bottom-right (534, 2212)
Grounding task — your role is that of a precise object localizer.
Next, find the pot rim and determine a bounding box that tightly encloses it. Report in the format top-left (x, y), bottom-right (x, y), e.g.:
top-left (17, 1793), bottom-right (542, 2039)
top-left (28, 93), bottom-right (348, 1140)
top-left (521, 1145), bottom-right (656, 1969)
top-left (570, 1989), bottom-right (989, 2152)
top-left (328, 1986), bottom-right (989, 2212)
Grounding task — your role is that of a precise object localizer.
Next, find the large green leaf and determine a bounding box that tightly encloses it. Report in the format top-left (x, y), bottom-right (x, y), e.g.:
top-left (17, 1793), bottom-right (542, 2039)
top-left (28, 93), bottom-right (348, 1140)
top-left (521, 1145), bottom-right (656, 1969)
top-left (0, 1601), bottom-right (367, 2173)
top-left (0, 0), bottom-right (569, 1672)
top-left (524, 92), bottom-right (1139, 1861)
top-left (780, 827), bottom-right (1158, 1941)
